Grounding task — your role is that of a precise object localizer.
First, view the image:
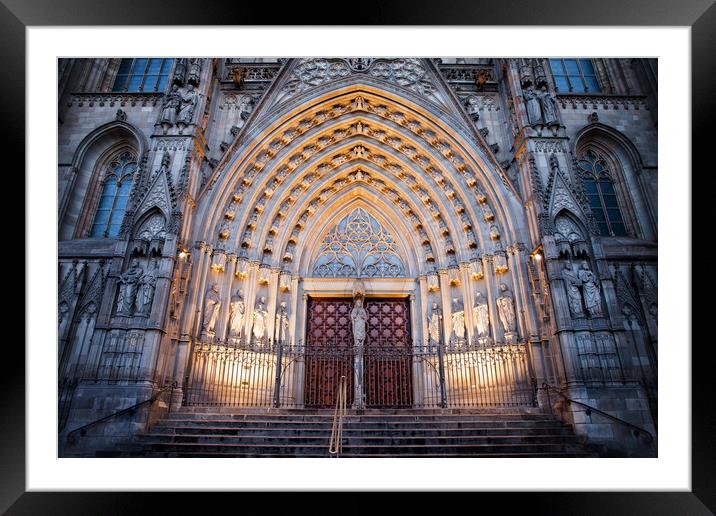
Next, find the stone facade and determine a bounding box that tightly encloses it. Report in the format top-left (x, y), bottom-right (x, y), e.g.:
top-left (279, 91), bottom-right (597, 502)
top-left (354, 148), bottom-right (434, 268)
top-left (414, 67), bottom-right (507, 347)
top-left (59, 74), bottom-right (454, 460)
top-left (57, 57), bottom-right (658, 456)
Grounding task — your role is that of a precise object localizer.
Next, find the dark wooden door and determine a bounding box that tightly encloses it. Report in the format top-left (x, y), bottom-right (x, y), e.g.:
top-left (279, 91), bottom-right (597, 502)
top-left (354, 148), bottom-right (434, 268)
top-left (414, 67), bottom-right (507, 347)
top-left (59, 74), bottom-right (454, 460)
top-left (364, 298), bottom-right (413, 408)
top-left (304, 298), bottom-right (354, 408)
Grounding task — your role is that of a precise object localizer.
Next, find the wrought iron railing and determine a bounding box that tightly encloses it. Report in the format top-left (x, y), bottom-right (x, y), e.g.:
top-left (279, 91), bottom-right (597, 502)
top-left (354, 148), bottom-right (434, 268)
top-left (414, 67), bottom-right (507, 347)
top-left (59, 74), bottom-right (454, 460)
top-left (182, 338), bottom-right (537, 409)
top-left (328, 375), bottom-right (348, 457)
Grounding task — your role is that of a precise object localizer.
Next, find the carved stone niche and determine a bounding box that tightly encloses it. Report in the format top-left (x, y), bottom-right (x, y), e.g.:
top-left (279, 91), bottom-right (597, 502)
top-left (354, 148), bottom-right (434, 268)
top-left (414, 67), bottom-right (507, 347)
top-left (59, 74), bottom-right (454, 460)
top-left (427, 270), bottom-right (440, 292)
top-left (554, 214), bottom-right (589, 258)
top-left (492, 251), bottom-right (509, 274)
top-left (279, 270), bottom-right (291, 292)
top-left (235, 253), bottom-right (249, 278)
top-left (211, 249), bottom-right (227, 272)
top-left (258, 264), bottom-right (271, 285)
top-left (470, 258), bottom-right (484, 280)
top-left (448, 267), bottom-right (461, 286)
top-left (131, 212), bottom-right (167, 257)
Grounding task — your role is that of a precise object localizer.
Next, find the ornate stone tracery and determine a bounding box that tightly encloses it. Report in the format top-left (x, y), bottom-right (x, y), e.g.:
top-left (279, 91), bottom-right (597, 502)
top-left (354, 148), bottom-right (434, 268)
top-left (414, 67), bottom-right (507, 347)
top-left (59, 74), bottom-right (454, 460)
top-left (312, 207), bottom-right (406, 278)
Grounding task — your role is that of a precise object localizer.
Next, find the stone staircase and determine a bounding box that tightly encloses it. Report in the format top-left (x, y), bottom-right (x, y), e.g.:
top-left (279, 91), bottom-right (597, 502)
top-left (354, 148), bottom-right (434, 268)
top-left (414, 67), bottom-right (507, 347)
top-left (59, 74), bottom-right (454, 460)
top-left (98, 407), bottom-right (603, 458)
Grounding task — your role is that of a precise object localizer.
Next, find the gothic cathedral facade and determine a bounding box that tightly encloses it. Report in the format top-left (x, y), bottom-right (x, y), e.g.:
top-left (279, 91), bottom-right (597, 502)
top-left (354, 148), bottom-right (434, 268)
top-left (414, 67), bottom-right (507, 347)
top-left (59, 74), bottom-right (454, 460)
top-left (58, 58), bottom-right (658, 456)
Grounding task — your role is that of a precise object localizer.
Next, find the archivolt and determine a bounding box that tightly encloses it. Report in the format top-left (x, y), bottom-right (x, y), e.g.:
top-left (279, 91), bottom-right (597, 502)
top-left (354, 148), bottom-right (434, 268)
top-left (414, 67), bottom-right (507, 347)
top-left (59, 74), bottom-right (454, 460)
top-left (196, 87), bottom-right (522, 265)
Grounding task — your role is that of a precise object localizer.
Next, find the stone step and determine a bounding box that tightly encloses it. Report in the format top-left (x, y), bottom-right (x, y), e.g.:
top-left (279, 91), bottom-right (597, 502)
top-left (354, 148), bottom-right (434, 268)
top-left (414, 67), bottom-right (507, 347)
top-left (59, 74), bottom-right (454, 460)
top-left (135, 441), bottom-right (589, 456)
top-left (137, 433), bottom-right (583, 446)
top-left (101, 450), bottom-right (594, 458)
top-left (175, 407), bottom-right (545, 415)
top-left (151, 425), bottom-right (574, 437)
top-left (157, 415), bottom-right (558, 425)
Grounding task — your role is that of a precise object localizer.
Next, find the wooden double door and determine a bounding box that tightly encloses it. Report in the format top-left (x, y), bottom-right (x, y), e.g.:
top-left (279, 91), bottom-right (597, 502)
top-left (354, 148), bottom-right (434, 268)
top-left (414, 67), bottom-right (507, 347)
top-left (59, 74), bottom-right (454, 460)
top-left (304, 297), bottom-right (413, 408)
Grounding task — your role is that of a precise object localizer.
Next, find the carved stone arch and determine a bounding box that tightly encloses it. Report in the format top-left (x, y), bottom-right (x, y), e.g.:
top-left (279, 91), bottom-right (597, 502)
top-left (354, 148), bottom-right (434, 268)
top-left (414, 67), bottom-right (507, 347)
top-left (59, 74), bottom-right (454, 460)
top-left (239, 146), bottom-right (471, 263)
top-left (264, 168), bottom-right (445, 271)
top-left (214, 118), bottom-right (486, 258)
top-left (294, 194), bottom-right (424, 278)
top-left (552, 209), bottom-right (590, 258)
top-left (574, 123), bottom-right (655, 240)
top-left (130, 208), bottom-right (167, 257)
top-left (195, 87), bottom-right (525, 252)
top-left (62, 120), bottom-right (147, 240)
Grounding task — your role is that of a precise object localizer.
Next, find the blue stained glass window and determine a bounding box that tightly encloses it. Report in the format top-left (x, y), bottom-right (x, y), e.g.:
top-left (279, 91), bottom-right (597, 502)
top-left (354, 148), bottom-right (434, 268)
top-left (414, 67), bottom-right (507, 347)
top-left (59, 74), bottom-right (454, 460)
top-left (112, 58), bottom-right (173, 93)
top-left (577, 150), bottom-right (627, 237)
top-left (90, 152), bottom-right (137, 238)
top-left (549, 58), bottom-right (601, 93)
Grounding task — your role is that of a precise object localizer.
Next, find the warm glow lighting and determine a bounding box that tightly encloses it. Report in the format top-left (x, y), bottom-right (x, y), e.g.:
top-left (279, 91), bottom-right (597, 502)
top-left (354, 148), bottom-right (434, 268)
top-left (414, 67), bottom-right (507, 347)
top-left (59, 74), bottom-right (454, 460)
top-left (534, 253), bottom-right (542, 261)
top-left (178, 251), bottom-right (187, 259)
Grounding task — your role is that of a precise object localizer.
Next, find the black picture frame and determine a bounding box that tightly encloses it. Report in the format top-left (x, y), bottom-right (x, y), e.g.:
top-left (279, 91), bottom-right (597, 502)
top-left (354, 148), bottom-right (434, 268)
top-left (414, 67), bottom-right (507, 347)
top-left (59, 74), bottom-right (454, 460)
top-left (7, 0), bottom-right (710, 513)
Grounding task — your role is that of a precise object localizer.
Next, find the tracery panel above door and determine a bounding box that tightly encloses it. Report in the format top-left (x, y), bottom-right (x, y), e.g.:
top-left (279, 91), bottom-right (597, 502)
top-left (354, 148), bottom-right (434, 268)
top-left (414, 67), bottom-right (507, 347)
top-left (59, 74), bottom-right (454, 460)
top-left (312, 207), bottom-right (406, 278)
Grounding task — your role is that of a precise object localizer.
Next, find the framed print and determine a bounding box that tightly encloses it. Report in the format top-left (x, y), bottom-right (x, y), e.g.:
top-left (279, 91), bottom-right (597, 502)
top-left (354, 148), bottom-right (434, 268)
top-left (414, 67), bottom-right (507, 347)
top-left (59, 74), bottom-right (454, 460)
top-left (8, 0), bottom-right (711, 513)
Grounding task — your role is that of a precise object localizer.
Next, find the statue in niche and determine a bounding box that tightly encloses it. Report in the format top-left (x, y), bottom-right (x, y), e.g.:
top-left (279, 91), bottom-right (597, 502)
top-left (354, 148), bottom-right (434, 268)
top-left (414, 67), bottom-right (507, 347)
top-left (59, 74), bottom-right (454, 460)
top-left (496, 283), bottom-right (516, 334)
top-left (464, 96), bottom-right (480, 122)
top-left (473, 291), bottom-right (490, 338)
top-left (538, 86), bottom-right (559, 126)
top-left (188, 58), bottom-right (202, 85)
top-left (274, 301), bottom-right (290, 344)
top-left (135, 260), bottom-right (159, 317)
top-left (177, 84), bottom-right (198, 125)
top-left (451, 298), bottom-right (466, 341)
top-left (351, 297), bottom-right (368, 349)
top-left (252, 296), bottom-right (269, 342)
top-left (427, 302), bottom-right (442, 344)
top-left (562, 261), bottom-right (585, 317)
top-left (621, 304), bottom-right (640, 331)
top-left (116, 259), bottom-right (143, 316)
top-left (160, 84), bottom-right (180, 127)
top-left (524, 86), bottom-right (542, 125)
top-left (201, 283), bottom-right (221, 335)
top-left (228, 289), bottom-right (245, 339)
top-left (578, 261), bottom-right (603, 318)
top-left (173, 58), bottom-right (187, 85)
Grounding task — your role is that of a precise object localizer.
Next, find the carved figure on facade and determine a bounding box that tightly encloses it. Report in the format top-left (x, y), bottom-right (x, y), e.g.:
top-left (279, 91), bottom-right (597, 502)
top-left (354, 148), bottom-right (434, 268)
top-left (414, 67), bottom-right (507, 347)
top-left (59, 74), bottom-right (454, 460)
top-left (428, 302), bottom-right (442, 344)
top-left (228, 289), bottom-right (245, 339)
top-left (116, 259), bottom-right (143, 316)
top-left (252, 296), bottom-right (269, 342)
top-left (578, 261), bottom-right (604, 318)
top-left (496, 283), bottom-right (517, 338)
top-left (538, 87), bottom-right (559, 126)
top-left (524, 86), bottom-right (542, 125)
top-left (201, 283), bottom-right (221, 336)
top-left (160, 84), bottom-right (180, 129)
top-left (563, 261), bottom-right (585, 317)
top-left (274, 301), bottom-right (290, 344)
top-left (177, 85), bottom-right (198, 126)
top-left (450, 297), bottom-right (466, 342)
top-left (351, 297), bottom-right (368, 348)
top-left (188, 58), bottom-right (202, 86)
top-left (173, 58), bottom-right (187, 85)
top-left (134, 260), bottom-right (158, 317)
top-left (473, 291), bottom-right (490, 339)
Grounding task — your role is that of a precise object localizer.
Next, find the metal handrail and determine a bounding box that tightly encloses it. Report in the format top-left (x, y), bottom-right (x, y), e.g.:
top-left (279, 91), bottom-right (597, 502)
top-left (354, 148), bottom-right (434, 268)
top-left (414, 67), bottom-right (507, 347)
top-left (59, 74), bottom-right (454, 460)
top-left (542, 383), bottom-right (654, 443)
top-left (328, 375), bottom-right (347, 457)
top-left (66, 381), bottom-right (177, 443)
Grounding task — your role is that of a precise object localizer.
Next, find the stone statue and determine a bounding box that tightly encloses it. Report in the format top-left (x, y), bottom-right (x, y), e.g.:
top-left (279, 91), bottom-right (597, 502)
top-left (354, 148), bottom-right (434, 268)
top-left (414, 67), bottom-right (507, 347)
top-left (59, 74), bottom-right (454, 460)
top-left (450, 297), bottom-right (466, 341)
top-left (427, 302), bottom-right (442, 344)
top-left (228, 289), bottom-right (245, 339)
top-left (274, 301), bottom-right (290, 344)
top-left (562, 261), bottom-right (584, 317)
top-left (578, 262), bottom-right (603, 318)
top-left (252, 296), bottom-right (269, 342)
top-left (465, 96), bottom-right (480, 122)
top-left (160, 84), bottom-right (180, 126)
top-left (173, 58), bottom-right (187, 85)
top-left (177, 84), bottom-right (198, 125)
top-left (135, 260), bottom-right (158, 316)
top-left (351, 297), bottom-right (368, 348)
top-left (116, 259), bottom-right (143, 316)
top-left (538, 87), bottom-right (559, 126)
top-left (524, 86), bottom-right (542, 125)
top-left (188, 58), bottom-right (202, 85)
top-left (496, 283), bottom-right (516, 334)
top-left (473, 291), bottom-right (490, 338)
top-left (201, 283), bottom-right (221, 335)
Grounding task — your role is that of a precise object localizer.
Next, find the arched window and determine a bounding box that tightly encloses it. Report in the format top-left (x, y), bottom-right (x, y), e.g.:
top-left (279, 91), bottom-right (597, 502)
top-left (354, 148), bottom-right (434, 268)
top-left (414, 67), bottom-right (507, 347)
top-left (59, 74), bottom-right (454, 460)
top-left (112, 58), bottom-right (173, 93)
top-left (90, 151), bottom-right (137, 238)
top-left (577, 149), bottom-right (627, 236)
